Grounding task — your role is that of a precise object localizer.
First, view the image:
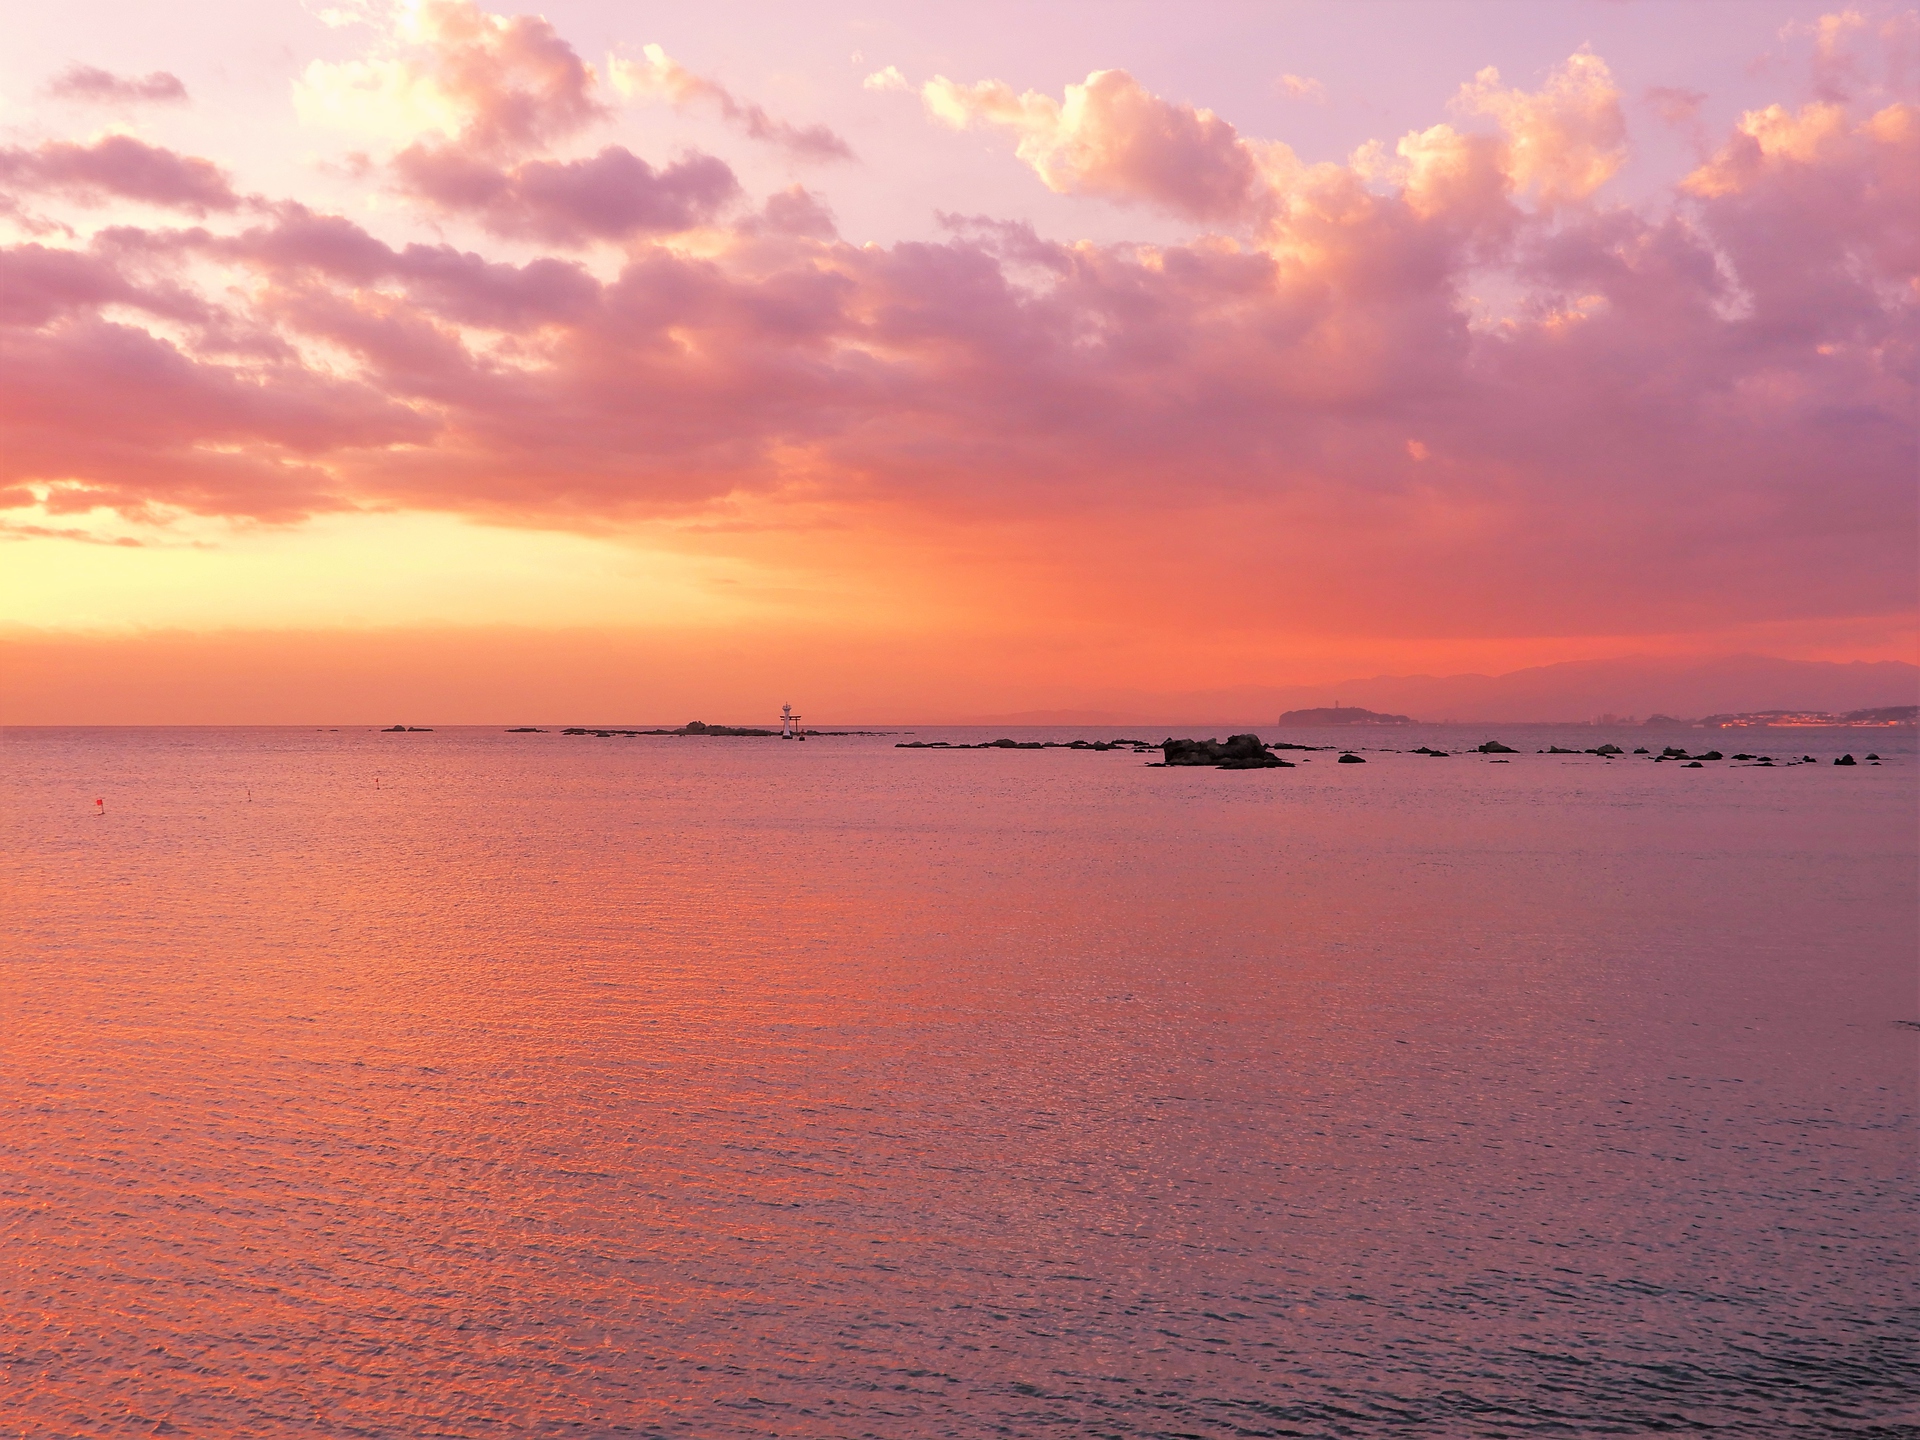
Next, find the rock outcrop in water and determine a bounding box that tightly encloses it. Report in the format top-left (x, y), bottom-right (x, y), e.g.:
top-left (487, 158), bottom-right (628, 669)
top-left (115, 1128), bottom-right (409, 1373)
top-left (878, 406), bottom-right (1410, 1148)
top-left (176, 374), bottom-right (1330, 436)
top-left (1162, 734), bottom-right (1293, 768)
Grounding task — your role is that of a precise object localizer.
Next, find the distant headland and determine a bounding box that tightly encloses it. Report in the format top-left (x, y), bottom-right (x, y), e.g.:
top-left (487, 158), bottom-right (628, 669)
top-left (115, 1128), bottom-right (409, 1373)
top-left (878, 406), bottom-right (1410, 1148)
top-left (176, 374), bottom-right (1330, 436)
top-left (1277, 706), bottom-right (1413, 726)
top-left (1694, 705), bottom-right (1916, 729)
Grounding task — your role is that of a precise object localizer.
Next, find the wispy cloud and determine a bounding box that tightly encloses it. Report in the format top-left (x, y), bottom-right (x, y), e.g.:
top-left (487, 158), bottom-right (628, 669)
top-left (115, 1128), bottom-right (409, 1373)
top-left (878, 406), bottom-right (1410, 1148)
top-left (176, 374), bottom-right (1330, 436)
top-left (611, 44), bottom-right (854, 161)
top-left (46, 65), bottom-right (189, 105)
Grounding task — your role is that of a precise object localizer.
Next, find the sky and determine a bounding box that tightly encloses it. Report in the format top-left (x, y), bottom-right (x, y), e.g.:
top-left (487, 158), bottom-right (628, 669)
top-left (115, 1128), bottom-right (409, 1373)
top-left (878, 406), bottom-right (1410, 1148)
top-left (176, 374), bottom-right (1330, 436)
top-left (1, 0), bottom-right (1914, 722)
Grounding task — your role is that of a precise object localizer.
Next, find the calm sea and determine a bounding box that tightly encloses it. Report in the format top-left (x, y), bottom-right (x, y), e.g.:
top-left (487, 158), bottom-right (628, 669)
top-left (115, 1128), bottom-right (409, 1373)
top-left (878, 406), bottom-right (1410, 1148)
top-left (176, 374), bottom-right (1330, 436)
top-left (3, 724), bottom-right (1915, 1438)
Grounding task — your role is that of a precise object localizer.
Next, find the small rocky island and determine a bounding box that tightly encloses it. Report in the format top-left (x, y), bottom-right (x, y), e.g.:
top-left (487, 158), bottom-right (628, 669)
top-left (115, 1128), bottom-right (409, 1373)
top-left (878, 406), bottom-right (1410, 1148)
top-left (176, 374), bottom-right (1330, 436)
top-left (1276, 706), bottom-right (1413, 726)
top-left (548, 721), bottom-right (892, 738)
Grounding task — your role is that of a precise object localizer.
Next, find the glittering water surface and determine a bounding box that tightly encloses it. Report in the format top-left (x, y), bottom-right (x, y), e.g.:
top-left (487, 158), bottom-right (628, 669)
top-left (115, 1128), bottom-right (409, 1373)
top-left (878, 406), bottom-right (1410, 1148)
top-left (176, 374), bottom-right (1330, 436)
top-left (3, 724), bottom-right (1915, 1438)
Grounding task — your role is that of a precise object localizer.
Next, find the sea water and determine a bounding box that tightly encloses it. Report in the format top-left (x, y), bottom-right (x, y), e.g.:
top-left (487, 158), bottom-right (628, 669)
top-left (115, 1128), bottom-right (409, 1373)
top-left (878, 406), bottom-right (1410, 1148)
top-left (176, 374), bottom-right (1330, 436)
top-left (2, 724), bottom-right (1914, 1437)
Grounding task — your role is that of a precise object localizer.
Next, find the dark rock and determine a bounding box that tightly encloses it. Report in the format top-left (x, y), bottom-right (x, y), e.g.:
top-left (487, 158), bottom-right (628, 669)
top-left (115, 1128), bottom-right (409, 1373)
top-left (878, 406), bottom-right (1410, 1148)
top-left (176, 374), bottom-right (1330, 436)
top-left (1592, 744), bottom-right (1623, 755)
top-left (1547, 746), bottom-right (1580, 754)
top-left (1163, 734), bottom-right (1283, 768)
top-left (683, 720), bottom-right (708, 732)
top-left (1337, 753), bottom-right (1366, 764)
top-left (1866, 753), bottom-right (1880, 760)
top-left (1698, 751), bottom-right (1724, 761)
top-left (382, 725), bottom-right (407, 732)
top-left (1661, 747), bottom-right (1690, 758)
top-left (1684, 761), bottom-right (1704, 767)
top-left (1633, 747), bottom-right (1650, 754)
top-left (507, 727), bottom-right (544, 733)
top-left (1414, 747), bottom-right (1450, 756)
top-left (1477, 741), bottom-right (1517, 753)
top-left (1835, 754), bottom-right (1857, 765)
top-left (1731, 753), bottom-right (1754, 760)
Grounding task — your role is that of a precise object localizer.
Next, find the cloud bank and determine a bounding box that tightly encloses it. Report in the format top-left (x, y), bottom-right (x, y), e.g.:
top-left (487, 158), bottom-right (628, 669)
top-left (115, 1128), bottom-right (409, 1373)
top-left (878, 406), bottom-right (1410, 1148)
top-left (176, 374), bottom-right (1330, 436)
top-left (2, 1), bottom-right (1914, 655)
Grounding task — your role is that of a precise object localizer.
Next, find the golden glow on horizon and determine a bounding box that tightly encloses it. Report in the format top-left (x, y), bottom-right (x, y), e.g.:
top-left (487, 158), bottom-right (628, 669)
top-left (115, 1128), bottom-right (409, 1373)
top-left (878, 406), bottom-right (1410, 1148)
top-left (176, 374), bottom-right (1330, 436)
top-left (0, 511), bottom-right (777, 631)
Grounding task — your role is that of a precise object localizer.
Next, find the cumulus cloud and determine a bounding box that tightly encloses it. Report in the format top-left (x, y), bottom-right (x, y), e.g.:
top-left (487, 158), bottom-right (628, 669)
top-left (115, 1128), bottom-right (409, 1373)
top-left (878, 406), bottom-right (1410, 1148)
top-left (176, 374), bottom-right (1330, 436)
top-left (295, 0), bottom-right (607, 157)
top-left (46, 65), bottom-right (189, 105)
top-left (611, 45), bottom-right (853, 161)
top-left (923, 68), bottom-right (1276, 223)
top-left (1455, 51), bottom-right (1627, 206)
top-left (293, 2), bottom-right (742, 242)
top-left (922, 52), bottom-right (1627, 232)
top-left (1278, 74), bottom-right (1326, 103)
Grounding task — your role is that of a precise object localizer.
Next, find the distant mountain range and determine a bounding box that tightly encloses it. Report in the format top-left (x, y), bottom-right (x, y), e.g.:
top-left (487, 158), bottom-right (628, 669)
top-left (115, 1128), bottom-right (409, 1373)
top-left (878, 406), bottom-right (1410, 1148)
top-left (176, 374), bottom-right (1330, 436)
top-left (967, 655), bottom-right (1920, 725)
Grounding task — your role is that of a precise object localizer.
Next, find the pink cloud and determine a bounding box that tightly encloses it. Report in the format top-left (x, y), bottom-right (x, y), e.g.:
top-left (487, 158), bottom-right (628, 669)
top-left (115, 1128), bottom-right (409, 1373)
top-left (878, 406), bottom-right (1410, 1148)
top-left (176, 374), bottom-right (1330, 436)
top-left (923, 68), bottom-right (1268, 223)
top-left (921, 51), bottom-right (1626, 235)
top-left (46, 65), bottom-right (188, 105)
top-left (1645, 85), bottom-right (1707, 127)
top-left (612, 45), bottom-right (854, 162)
top-left (1455, 51), bottom-right (1627, 206)
top-left (298, 0), bottom-right (609, 158)
top-left (0, 10), bottom-right (1912, 644)
top-left (391, 142), bottom-right (738, 242)
top-left (296, 3), bottom-right (741, 243)
top-left (0, 136), bottom-right (239, 213)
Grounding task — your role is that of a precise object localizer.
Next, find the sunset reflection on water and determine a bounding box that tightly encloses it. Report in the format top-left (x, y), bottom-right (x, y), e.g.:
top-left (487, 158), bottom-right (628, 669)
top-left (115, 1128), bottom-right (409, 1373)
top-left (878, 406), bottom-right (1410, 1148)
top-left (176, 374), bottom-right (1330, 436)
top-left (3, 726), bottom-right (1913, 1437)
